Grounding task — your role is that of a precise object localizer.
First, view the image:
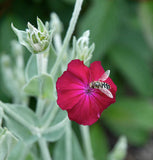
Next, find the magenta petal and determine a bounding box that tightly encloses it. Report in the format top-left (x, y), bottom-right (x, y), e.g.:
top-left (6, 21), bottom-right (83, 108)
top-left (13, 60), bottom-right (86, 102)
top-left (57, 89), bottom-right (84, 110)
top-left (89, 61), bottom-right (105, 81)
top-left (67, 59), bottom-right (90, 84)
top-left (56, 71), bottom-right (84, 91)
top-left (67, 95), bottom-right (101, 125)
top-left (56, 71), bottom-right (85, 110)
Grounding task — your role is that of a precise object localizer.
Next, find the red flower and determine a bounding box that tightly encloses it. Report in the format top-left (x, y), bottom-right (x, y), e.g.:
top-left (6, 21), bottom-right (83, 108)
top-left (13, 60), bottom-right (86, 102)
top-left (56, 59), bottom-right (117, 125)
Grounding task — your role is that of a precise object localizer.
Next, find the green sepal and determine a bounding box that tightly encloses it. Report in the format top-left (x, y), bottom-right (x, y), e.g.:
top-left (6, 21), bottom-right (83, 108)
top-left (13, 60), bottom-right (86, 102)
top-left (11, 23), bottom-right (33, 53)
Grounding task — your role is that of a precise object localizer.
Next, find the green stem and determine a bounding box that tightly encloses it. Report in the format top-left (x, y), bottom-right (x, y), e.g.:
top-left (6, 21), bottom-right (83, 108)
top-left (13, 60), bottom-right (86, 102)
top-left (51, 0), bottom-right (84, 77)
top-left (36, 97), bottom-right (46, 117)
top-left (54, 34), bottom-right (62, 53)
top-left (80, 126), bottom-right (95, 160)
top-left (36, 52), bottom-right (48, 117)
top-left (65, 120), bottom-right (72, 160)
top-left (38, 138), bottom-right (52, 160)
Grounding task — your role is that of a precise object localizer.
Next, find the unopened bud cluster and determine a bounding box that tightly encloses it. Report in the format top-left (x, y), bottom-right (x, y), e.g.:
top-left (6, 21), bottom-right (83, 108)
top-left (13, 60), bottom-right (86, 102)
top-left (12, 18), bottom-right (52, 54)
top-left (74, 30), bottom-right (95, 64)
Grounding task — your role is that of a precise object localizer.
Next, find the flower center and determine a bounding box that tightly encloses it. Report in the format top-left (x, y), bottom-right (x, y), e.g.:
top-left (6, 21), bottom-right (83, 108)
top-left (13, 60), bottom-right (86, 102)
top-left (84, 85), bottom-right (93, 95)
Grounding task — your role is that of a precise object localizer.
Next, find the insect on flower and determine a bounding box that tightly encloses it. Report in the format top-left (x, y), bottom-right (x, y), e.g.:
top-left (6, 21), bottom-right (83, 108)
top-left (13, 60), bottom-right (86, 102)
top-left (89, 70), bottom-right (113, 99)
top-left (56, 59), bottom-right (117, 125)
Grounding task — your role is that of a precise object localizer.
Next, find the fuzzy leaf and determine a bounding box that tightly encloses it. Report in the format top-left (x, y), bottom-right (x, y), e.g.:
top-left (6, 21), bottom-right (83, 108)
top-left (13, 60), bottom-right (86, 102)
top-left (11, 24), bottom-right (33, 53)
top-left (25, 54), bottom-right (38, 81)
top-left (3, 103), bottom-right (39, 145)
top-left (8, 141), bottom-right (41, 160)
top-left (23, 73), bottom-right (55, 99)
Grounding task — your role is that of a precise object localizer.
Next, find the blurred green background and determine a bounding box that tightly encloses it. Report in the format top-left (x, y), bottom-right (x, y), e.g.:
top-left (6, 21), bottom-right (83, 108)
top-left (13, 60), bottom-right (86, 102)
top-left (0, 0), bottom-right (153, 159)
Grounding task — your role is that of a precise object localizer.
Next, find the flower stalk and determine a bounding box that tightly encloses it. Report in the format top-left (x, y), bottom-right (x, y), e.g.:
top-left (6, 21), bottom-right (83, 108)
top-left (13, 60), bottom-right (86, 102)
top-left (51, 0), bottom-right (84, 77)
top-left (38, 138), bottom-right (52, 160)
top-left (80, 126), bottom-right (95, 160)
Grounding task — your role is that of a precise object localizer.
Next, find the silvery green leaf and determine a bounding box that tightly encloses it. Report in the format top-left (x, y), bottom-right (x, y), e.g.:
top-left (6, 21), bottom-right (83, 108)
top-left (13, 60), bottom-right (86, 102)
top-left (2, 103), bottom-right (39, 145)
top-left (53, 131), bottom-right (85, 160)
top-left (25, 54), bottom-right (38, 81)
top-left (11, 23), bottom-right (33, 53)
top-left (107, 136), bottom-right (127, 160)
top-left (42, 109), bottom-right (68, 142)
top-left (47, 44), bottom-right (57, 73)
top-left (8, 141), bottom-right (41, 160)
top-left (0, 127), bottom-right (18, 160)
top-left (23, 73), bottom-right (55, 99)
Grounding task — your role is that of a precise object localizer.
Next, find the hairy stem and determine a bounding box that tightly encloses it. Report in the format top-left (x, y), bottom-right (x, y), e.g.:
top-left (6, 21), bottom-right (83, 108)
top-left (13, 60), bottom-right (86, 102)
top-left (65, 120), bottom-right (72, 160)
top-left (51, 0), bottom-right (84, 77)
top-left (38, 138), bottom-right (52, 160)
top-left (80, 126), bottom-right (95, 160)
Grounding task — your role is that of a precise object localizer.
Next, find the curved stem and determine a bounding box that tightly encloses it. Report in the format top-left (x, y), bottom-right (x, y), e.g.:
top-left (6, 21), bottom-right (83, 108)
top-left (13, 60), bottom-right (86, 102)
top-left (51, 0), bottom-right (84, 77)
top-left (80, 126), bottom-right (95, 160)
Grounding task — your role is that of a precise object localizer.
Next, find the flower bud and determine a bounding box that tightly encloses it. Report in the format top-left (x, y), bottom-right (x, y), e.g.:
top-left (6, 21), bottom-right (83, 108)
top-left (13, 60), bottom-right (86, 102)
top-left (12, 17), bottom-right (52, 54)
top-left (74, 30), bottom-right (95, 65)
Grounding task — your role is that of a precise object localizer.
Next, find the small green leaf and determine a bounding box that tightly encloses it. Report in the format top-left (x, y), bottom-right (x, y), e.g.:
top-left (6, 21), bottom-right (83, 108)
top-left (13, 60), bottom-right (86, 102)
top-left (102, 98), bottom-right (153, 146)
top-left (0, 127), bottom-right (18, 160)
top-left (25, 54), bottom-right (38, 81)
top-left (90, 124), bottom-right (109, 160)
top-left (23, 73), bottom-right (55, 99)
top-left (53, 131), bottom-right (85, 160)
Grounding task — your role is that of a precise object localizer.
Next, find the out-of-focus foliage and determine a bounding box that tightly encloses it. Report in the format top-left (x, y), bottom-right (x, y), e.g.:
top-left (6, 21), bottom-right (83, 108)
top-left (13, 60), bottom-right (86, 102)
top-left (0, 0), bottom-right (152, 159)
